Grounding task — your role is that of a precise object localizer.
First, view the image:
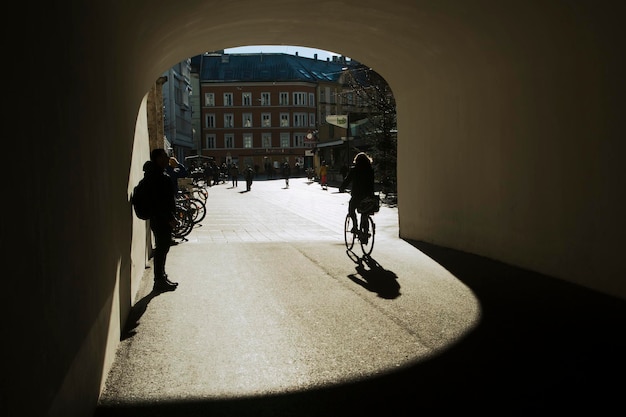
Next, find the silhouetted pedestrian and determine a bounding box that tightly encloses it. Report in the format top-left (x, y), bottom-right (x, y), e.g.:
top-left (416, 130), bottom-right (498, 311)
top-left (320, 161), bottom-right (328, 190)
top-left (244, 165), bottom-right (254, 191)
top-left (282, 161), bottom-right (291, 188)
top-left (144, 149), bottom-right (179, 292)
top-left (340, 163), bottom-right (348, 180)
top-left (230, 164), bottom-right (239, 187)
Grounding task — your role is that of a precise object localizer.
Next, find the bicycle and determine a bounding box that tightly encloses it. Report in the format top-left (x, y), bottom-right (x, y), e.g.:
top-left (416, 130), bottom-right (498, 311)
top-left (344, 196), bottom-right (379, 256)
top-left (176, 190), bottom-right (206, 224)
top-left (172, 204), bottom-right (194, 239)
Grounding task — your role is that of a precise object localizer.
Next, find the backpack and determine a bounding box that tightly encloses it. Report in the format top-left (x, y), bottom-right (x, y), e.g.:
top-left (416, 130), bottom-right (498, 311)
top-left (131, 177), bottom-right (153, 220)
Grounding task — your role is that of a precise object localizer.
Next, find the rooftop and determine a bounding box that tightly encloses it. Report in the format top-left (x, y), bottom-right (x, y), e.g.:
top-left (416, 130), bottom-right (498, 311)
top-left (192, 52), bottom-right (354, 83)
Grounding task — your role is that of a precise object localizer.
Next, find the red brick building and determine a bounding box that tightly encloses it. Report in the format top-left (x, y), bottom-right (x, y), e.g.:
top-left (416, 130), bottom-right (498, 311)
top-left (193, 52), bottom-right (350, 175)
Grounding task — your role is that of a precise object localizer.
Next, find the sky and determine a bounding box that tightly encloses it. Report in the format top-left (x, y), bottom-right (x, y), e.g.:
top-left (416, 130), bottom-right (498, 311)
top-left (224, 45), bottom-right (343, 61)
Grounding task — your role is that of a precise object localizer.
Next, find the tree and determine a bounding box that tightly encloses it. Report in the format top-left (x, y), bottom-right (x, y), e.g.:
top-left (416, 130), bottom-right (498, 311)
top-left (342, 64), bottom-right (397, 195)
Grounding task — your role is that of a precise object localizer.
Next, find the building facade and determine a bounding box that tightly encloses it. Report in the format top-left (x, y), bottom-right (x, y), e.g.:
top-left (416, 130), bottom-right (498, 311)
top-left (192, 52), bottom-right (353, 174)
top-left (161, 58), bottom-right (194, 162)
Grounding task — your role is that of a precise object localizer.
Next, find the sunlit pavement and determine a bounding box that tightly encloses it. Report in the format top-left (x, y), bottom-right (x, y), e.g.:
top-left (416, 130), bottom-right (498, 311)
top-left (96, 177), bottom-right (626, 416)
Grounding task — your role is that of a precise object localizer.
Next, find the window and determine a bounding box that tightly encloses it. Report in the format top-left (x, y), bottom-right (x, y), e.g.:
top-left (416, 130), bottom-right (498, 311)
top-left (309, 113), bottom-right (316, 127)
top-left (261, 92), bottom-right (271, 106)
top-left (347, 92), bottom-right (354, 105)
top-left (280, 113), bottom-right (289, 127)
top-left (224, 134), bottom-right (234, 148)
top-left (205, 93), bottom-right (215, 106)
top-left (224, 114), bottom-right (234, 128)
top-left (280, 133), bottom-right (290, 148)
top-left (309, 93), bottom-right (315, 107)
top-left (223, 93), bottom-right (233, 106)
top-left (293, 92), bottom-right (307, 106)
top-left (279, 92), bottom-right (289, 106)
top-left (262, 133), bottom-right (272, 148)
top-left (243, 113), bottom-right (252, 127)
top-left (204, 134), bottom-right (216, 149)
top-left (242, 92), bottom-right (252, 106)
top-left (293, 133), bottom-right (305, 148)
top-left (293, 113), bottom-right (307, 127)
top-left (205, 114), bottom-right (215, 128)
top-left (262, 113), bottom-right (271, 127)
top-left (319, 88), bottom-right (326, 103)
top-left (243, 133), bottom-right (253, 148)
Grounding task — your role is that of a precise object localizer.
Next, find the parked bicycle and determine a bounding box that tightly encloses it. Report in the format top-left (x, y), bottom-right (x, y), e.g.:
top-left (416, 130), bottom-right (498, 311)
top-left (171, 190), bottom-right (206, 239)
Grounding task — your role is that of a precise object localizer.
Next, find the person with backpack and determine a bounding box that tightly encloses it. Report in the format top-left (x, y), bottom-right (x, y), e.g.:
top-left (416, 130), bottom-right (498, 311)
top-left (139, 148), bottom-right (179, 292)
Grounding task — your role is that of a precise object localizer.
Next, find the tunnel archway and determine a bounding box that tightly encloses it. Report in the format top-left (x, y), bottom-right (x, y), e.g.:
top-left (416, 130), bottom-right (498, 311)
top-left (11, 1), bottom-right (625, 416)
top-left (119, 1), bottom-right (624, 299)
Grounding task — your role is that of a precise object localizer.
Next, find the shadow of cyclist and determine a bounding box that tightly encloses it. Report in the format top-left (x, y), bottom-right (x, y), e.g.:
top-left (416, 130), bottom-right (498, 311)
top-left (347, 254), bottom-right (401, 299)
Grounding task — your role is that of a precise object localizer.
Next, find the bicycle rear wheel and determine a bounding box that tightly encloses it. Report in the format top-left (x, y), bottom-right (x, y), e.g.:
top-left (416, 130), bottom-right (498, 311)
top-left (344, 214), bottom-right (355, 250)
top-left (359, 215), bottom-right (375, 256)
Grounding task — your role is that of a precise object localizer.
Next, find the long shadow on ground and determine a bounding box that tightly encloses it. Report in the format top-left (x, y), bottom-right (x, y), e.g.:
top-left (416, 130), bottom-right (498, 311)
top-left (95, 241), bottom-right (626, 416)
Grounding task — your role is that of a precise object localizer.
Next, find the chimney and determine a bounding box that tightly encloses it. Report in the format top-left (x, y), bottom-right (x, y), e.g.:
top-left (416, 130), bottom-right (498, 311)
top-left (295, 51), bottom-right (299, 56)
top-left (314, 53), bottom-right (318, 60)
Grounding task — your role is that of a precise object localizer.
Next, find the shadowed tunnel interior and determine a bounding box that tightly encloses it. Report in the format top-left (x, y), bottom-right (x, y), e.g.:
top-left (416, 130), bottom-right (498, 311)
top-left (6, 1), bottom-right (626, 416)
top-left (94, 240), bottom-right (626, 416)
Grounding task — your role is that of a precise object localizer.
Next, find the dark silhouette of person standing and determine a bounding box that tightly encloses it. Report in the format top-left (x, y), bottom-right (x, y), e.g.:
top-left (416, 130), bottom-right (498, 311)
top-left (230, 163), bottom-right (239, 187)
top-left (244, 165), bottom-right (254, 191)
top-left (282, 161), bottom-right (291, 188)
top-left (339, 152), bottom-right (375, 234)
top-left (340, 163), bottom-right (349, 180)
top-left (144, 148), bottom-right (179, 292)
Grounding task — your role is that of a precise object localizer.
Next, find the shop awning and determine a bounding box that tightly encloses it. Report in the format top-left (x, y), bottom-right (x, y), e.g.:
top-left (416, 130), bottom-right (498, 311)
top-left (316, 139), bottom-right (345, 148)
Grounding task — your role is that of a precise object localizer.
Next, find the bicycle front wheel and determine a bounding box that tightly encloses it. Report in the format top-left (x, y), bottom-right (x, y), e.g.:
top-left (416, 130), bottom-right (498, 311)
top-left (359, 215), bottom-right (375, 256)
top-left (344, 214), bottom-right (355, 250)
top-left (192, 187), bottom-right (208, 202)
top-left (188, 198), bottom-right (206, 223)
top-left (172, 206), bottom-right (194, 238)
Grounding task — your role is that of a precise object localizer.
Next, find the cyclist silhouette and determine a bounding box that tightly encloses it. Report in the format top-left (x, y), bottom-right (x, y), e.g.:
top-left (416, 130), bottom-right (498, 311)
top-left (339, 152), bottom-right (375, 233)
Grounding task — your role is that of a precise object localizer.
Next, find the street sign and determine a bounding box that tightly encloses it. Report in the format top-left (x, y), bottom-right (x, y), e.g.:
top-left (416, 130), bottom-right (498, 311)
top-left (326, 115), bottom-right (348, 128)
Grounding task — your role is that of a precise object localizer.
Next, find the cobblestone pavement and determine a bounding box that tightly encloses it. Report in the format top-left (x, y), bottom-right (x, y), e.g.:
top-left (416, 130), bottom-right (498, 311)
top-left (182, 176), bottom-right (398, 244)
top-left (96, 177), bottom-right (626, 416)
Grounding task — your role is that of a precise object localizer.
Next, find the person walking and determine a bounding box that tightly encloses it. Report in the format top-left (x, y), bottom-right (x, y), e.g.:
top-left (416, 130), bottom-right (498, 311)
top-left (282, 161), bottom-right (291, 188)
top-left (144, 148), bottom-right (179, 292)
top-left (340, 163), bottom-right (349, 180)
top-left (339, 152), bottom-right (375, 235)
top-left (244, 165), bottom-right (254, 191)
top-left (230, 163), bottom-right (239, 187)
top-left (319, 160), bottom-right (328, 190)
